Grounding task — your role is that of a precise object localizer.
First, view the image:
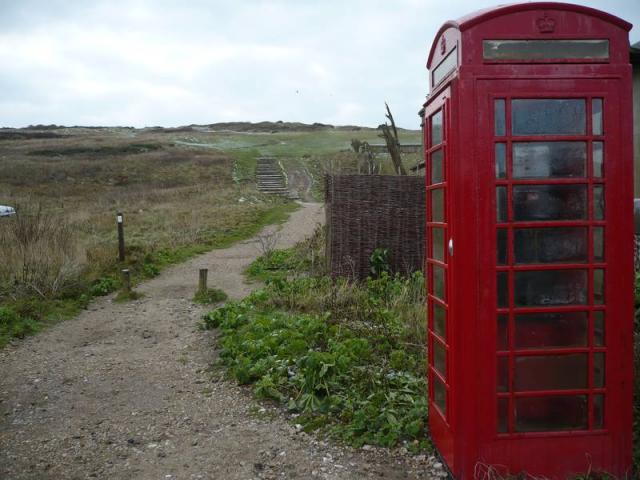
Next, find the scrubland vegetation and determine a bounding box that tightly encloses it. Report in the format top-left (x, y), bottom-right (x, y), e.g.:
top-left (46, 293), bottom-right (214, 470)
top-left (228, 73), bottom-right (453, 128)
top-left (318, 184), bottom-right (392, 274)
top-left (0, 123), bottom-right (421, 347)
top-left (205, 231), bottom-right (429, 450)
top-left (0, 126), bottom-right (300, 346)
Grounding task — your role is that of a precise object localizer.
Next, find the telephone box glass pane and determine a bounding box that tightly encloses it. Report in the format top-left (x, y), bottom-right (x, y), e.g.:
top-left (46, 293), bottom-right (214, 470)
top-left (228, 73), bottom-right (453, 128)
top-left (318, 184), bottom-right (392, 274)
top-left (433, 266), bottom-right (445, 300)
top-left (592, 142), bottom-right (604, 177)
top-left (432, 189), bottom-right (444, 222)
top-left (594, 394), bottom-right (604, 428)
top-left (513, 142), bottom-right (586, 178)
top-left (495, 100), bottom-right (506, 136)
top-left (431, 149), bottom-right (444, 184)
top-left (593, 227), bottom-right (604, 261)
top-left (514, 354), bottom-right (588, 391)
top-left (432, 47), bottom-right (457, 86)
top-left (432, 228), bottom-right (445, 262)
top-left (514, 227), bottom-right (588, 264)
top-left (495, 143), bottom-right (506, 178)
top-left (592, 99), bottom-right (603, 135)
top-left (514, 312), bottom-right (588, 349)
top-left (515, 395), bottom-right (587, 432)
top-left (433, 377), bottom-right (447, 416)
top-left (434, 303), bottom-right (446, 339)
top-left (512, 99), bottom-right (586, 136)
top-left (513, 185), bottom-right (587, 221)
top-left (496, 186), bottom-right (508, 222)
top-left (497, 398), bottom-right (509, 433)
top-left (497, 356), bottom-right (509, 392)
top-left (514, 270), bottom-right (587, 306)
top-left (594, 269), bottom-right (604, 305)
top-left (594, 311), bottom-right (605, 346)
top-left (483, 40), bottom-right (609, 61)
top-left (434, 340), bottom-right (447, 377)
top-left (594, 353), bottom-right (605, 388)
top-left (497, 229), bottom-right (507, 265)
top-left (497, 314), bottom-right (508, 350)
top-left (594, 186), bottom-right (605, 220)
top-left (431, 110), bottom-right (443, 146)
top-left (497, 272), bottom-right (508, 308)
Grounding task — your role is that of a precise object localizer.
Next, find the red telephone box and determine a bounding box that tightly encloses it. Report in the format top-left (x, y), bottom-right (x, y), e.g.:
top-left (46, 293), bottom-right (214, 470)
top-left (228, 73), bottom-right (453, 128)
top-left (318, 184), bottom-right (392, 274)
top-left (422, 3), bottom-right (634, 478)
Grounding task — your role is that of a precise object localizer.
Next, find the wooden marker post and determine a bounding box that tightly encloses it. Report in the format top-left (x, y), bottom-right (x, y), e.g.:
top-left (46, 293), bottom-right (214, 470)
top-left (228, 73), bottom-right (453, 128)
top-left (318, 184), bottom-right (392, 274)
top-left (117, 212), bottom-right (125, 262)
top-left (121, 269), bottom-right (131, 293)
top-left (198, 268), bottom-right (208, 293)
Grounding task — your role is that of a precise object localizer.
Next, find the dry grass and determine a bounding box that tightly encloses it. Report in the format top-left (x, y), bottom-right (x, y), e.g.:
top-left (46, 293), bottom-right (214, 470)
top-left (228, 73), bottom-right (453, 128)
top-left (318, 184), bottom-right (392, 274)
top-left (0, 206), bottom-right (83, 298)
top-left (0, 127), bottom-right (297, 347)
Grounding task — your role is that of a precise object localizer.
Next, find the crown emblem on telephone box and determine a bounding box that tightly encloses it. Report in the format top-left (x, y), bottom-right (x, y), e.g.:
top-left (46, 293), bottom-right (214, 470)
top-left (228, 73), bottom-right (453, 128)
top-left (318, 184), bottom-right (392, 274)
top-left (536, 14), bottom-right (556, 33)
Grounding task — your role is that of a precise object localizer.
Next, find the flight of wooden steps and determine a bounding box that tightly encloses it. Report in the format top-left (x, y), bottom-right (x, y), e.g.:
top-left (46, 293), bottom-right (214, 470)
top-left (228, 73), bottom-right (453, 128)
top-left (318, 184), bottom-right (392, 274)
top-left (256, 157), bottom-right (291, 196)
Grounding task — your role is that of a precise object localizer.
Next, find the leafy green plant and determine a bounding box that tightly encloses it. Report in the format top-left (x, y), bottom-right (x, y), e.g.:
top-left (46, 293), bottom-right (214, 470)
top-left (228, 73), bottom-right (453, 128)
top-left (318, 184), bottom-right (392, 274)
top-left (369, 248), bottom-right (391, 278)
top-left (193, 288), bottom-right (228, 305)
top-left (89, 276), bottom-right (118, 296)
top-left (246, 249), bottom-right (301, 281)
top-left (0, 305), bottom-right (40, 347)
top-left (203, 271), bottom-right (429, 450)
top-left (246, 225), bottom-right (326, 283)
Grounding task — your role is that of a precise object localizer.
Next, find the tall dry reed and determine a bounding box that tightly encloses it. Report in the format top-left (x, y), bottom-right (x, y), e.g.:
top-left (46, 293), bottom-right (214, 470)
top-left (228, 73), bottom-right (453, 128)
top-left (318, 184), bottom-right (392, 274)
top-left (0, 206), bottom-right (83, 298)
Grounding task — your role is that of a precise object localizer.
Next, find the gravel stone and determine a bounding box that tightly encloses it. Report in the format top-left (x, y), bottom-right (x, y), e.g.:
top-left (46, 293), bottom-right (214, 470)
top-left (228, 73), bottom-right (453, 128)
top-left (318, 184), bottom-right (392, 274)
top-left (0, 203), bottom-right (442, 479)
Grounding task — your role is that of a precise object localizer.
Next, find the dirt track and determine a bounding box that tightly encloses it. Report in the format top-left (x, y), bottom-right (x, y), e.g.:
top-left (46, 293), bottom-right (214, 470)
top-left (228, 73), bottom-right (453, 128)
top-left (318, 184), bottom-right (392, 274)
top-left (0, 202), bottom-right (440, 480)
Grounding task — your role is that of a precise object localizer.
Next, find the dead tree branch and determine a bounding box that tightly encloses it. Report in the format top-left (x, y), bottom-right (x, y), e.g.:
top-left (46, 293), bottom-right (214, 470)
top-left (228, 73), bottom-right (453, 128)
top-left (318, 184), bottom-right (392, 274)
top-left (378, 102), bottom-right (407, 175)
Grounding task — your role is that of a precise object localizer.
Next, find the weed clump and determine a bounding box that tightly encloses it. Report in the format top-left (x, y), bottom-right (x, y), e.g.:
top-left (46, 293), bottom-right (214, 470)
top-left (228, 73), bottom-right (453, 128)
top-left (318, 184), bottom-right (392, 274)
top-left (114, 290), bottom-right (144, 303)
top-left (204, 270), bottom-right (428, 450)
top-left (193, 288), bottom-right (228, 305)
top-left (0, 206), bottom-right (83, 298)
top-left (0, 305), bottom-right (40, 347)
top-left (246, 224), bottom-right (326, 282)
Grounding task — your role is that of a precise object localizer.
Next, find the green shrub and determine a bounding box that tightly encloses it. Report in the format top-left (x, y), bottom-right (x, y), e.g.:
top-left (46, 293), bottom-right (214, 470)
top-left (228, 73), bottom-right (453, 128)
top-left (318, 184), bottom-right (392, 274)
top-left (246, 249), bottom-right (302, 281)
top-left (369, 248), bottom-right (391, 278)
top-left (89, 276), bottom-right (118, 296)
top-left (204, 272), bottom-right (429, 450)
top-left (245, 225), bottom-right (326, 283)
top-left (0, 305), bottom-right (40, 346)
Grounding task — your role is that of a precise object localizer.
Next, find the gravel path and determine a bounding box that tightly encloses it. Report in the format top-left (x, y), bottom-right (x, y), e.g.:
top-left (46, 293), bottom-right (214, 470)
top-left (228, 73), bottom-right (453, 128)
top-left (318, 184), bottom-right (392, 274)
top-left (0, 202), bottom-right (441, 480)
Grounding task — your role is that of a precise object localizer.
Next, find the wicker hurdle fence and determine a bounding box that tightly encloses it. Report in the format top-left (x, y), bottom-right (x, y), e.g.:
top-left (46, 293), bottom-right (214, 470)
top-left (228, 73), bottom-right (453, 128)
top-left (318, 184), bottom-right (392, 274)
top-left (325, 175), bottom-right (425, 280)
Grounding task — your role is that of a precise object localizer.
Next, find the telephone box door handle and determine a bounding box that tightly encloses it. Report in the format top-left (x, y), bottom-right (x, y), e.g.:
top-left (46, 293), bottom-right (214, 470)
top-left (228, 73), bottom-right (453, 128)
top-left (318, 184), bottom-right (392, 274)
top-left (448, 238), bottom-right (454, 257)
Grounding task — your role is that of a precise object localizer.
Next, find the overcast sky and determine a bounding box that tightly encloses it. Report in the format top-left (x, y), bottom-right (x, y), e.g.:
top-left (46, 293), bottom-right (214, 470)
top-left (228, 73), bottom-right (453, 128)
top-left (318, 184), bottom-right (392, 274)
top-left (1, 0), bottom-right (638, 130)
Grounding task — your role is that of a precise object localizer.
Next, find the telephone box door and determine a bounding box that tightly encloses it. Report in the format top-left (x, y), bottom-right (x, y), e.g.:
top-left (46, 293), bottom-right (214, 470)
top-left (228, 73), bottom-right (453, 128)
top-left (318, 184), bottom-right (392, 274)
top-left (474, 78), bottom-right (633, 474)
top-left (424, 85), bottom-right (457, 466)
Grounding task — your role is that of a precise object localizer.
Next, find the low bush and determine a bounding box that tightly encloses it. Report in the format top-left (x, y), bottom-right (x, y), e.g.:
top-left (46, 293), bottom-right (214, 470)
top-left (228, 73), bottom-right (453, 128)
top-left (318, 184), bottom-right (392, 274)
top-left (89, 276), bottom-right (118, 296)
top-left (246, 249), bottom-right (303, 281)
top-left (0, 206), bottom-right (84, 298)
top-left (0, 305), bottom-right (40, 347)
top-left (203, 271), bottom-right (429, 450)
top-left (246, 224), bottom-right (326, 282)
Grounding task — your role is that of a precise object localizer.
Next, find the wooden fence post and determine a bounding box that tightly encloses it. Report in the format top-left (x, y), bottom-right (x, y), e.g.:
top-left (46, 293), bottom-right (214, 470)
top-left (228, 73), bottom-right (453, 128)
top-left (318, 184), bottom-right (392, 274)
top-left (121, 269), bottom-right (131, 293)
top-left (117, 212), bottom-right (125, 262)
top-left (198, 268), bottom-right (208, 293)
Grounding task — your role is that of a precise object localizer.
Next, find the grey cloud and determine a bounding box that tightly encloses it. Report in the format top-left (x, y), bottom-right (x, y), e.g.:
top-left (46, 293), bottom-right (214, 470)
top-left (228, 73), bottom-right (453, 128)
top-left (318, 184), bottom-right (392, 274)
top-left (0, 0), bottom-right (638, 128)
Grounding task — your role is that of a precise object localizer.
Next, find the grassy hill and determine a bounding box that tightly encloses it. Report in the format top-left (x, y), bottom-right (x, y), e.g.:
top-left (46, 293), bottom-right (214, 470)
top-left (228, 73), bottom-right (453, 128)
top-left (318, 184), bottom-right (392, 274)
top-left (0, 121), bottom-right (422, 346)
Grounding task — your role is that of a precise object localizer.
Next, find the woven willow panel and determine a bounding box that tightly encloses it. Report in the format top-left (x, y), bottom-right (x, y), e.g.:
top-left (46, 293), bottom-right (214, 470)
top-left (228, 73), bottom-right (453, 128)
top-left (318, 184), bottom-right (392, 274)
top-left (325, 175), bottom-right (426, 279)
